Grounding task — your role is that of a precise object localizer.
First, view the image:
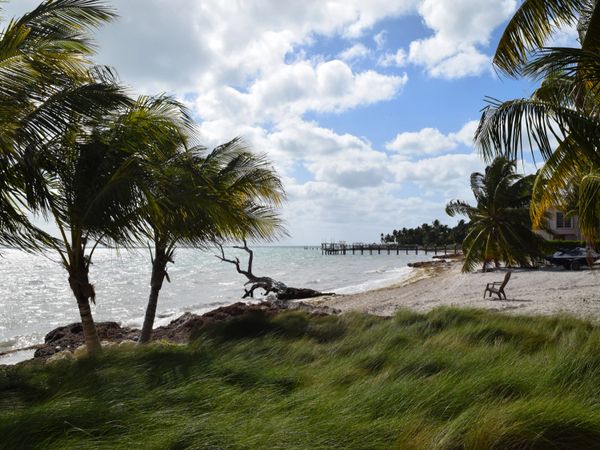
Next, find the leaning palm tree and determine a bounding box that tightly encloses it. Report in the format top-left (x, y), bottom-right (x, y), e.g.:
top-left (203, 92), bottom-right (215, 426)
top-left (21, 93), bottom-right (168, 355)
top-left (136, 128), bottom-right (285, 343)
top-left (446, 157), bottom-right (545, 272)
top-left (0, 1), bottom-right (144, 355)
top-left (476, 0), bottom-right (600, 242)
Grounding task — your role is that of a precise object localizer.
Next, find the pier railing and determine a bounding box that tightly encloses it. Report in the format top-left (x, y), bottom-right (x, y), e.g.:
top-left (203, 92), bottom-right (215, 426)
top-left (320, 242), bottom-right (460, 256)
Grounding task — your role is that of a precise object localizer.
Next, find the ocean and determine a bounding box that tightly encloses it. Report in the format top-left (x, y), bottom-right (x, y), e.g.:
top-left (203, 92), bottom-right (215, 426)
top-left (0, 246), bottom-right (431, 363)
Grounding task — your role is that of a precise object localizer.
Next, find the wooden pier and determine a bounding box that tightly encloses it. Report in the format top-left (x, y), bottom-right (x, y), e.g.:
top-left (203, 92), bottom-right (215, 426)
top-left (320, 242), bottom-right (459, 256)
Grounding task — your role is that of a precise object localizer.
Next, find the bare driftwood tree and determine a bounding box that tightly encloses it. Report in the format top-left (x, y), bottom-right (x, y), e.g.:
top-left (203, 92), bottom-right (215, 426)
top-left (216, 241), bottom-right (333, 300)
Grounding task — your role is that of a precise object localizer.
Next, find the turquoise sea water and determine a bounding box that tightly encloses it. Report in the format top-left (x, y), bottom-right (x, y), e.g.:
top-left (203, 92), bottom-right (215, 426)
top-left (0, 246), bottom-right (431, 361)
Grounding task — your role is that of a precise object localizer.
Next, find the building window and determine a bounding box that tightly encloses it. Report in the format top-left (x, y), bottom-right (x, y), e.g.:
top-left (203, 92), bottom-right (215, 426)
top-left (556, 212), bottom-right (572, 229)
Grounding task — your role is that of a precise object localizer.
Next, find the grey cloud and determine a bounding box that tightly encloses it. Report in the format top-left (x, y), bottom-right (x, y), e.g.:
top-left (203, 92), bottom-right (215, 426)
top-left (318, 166), bottom-right (392, 189)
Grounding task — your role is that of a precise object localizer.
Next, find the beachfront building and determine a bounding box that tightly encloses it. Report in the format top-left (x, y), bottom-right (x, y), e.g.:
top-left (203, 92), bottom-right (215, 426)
top-left (536, 207), bottom-right (581, 241)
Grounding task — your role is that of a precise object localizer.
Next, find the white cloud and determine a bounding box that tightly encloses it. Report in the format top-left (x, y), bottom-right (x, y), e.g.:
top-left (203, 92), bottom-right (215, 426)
top-left (95, 0), bottom-right (418, 93)
top-left (547, 24), bottom-right (579, 47)
top-left (268, 119), bottom-right (484, 238)
top-left (374, 30), bottom-right (387, 49)
top-left (270, 119), bottom-right (373, 158)
top-left (194, 60), bottom-right (408, 124)
top-left (3, 0), bottom-right (417, 93)
top-left (391, 153), bottom-right (484, 196)
top-left (378, 48), bottom-right (407, 67)
top-left (453, 120), bottom-right (478, 146)
top-left (426, 47), bottom-right (490, 78)
top-left (269, 119), bottom-right (393, 189)
top-left (338, 43), bottom-right (370, 61)
top-left (386, 128), bottom-right (457, 155)
top-left (306, 149), bottom-right (392, 188)
top-left (408, 0), bottom-right (517, 78)
top-left (192, 116), bottom-right (484, 241)
top-left (386, 121), bottom-right (478, 157)
top-left (284, 180), bottom-right (444, 241)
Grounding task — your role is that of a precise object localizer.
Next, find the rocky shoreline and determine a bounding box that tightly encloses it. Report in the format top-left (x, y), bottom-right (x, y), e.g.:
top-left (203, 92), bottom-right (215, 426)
top-left (1, 299), bottom-right (339, 364)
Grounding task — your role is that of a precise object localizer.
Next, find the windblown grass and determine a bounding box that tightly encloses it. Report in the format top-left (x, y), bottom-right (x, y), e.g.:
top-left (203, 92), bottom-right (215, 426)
top-left (2, 308), bottom-right (600, 449)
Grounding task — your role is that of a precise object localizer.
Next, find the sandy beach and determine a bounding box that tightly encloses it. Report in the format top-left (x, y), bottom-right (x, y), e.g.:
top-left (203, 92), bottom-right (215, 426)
top-left (314, 260), bottom-right (600, 320)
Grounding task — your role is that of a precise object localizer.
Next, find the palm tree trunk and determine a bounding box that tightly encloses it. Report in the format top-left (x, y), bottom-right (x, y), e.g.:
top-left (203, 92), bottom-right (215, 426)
top-left (68, 266), bottom-right (102, 355)
top-left (76, 298), bottom-right (102, 355)
top-left (139, 246), bottom-right (168, 344)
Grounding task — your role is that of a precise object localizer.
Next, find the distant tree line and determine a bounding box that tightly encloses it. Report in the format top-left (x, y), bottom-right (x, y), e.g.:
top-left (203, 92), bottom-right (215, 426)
top-left (381, 219), bottom-right (469, 246)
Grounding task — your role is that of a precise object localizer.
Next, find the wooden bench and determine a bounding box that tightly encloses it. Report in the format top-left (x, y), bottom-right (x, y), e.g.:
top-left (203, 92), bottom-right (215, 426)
top-left (483, 270), bottom-right (512, 300)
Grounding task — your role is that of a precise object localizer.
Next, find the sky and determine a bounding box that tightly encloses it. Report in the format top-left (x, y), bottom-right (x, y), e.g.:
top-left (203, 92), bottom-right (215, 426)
top-left (3, 0), bottom-right (579, 244)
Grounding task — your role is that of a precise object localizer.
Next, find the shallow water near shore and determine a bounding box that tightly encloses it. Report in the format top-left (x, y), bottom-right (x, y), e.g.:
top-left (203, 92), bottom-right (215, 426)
top-left (0, 246), bottom-right (430, 361)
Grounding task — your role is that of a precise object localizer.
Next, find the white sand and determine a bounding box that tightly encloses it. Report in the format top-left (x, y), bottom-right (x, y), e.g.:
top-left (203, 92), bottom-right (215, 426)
top-left (313, 261), bottom-right (600, 320)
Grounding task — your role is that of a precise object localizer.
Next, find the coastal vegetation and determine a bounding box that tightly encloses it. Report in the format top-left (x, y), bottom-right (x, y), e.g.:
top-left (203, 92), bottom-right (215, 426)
top-left (381, 219), bottom-right (469, 246)
top-left (476, 0), bottom-right (600, 243)
top-left (3, 307), bottom-right (600, 448)
top-left (446, 157), bottom-right (545, 272)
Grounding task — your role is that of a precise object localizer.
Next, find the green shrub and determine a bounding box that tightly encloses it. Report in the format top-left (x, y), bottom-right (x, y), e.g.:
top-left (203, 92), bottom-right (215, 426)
top-left (197, 310), bottom-right (276, 341)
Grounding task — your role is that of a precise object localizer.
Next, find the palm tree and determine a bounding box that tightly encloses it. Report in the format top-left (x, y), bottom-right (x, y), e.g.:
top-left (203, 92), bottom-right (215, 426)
top-left (1, 0), bottom-right (119, 248)
top-left (22, 93), bottom-right (178, 354)
top-left (0, 1), bottom-right (144, 355)
top-left (135, 121), bottom-right (285, 343)
top-left (476, 0), bottom-right (600, 241)
top-left (446, 157), bottom-right (545, 272)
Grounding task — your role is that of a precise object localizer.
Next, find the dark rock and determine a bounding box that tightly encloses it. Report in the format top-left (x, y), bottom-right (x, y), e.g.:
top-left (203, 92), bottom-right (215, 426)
top-left (432, 253), bottom-right (463, 260)
top-left (408, 260), bottom-right (451, 268)
top-left (276, 288), bottom-right (334, 300)
top-left (32, 300), bottom-right (339, 360)
top-left (34, 322), bottom-right (139, 359)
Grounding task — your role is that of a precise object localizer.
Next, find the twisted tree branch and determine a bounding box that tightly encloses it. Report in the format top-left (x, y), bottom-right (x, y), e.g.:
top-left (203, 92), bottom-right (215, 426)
top-left (216, 242), bottom-right (333, 301)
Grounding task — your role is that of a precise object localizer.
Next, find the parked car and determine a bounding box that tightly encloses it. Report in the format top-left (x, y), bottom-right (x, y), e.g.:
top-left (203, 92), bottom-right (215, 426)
top-left (546, 247), bottom-right (600, 270)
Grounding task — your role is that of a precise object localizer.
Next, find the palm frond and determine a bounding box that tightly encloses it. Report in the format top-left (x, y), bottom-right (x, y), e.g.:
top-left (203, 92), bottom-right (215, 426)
top-left (475, 96), bottom-right (600, 161)
top-left (445, 200), bottom-right (475, 218)
top-left (577, 169), bottom-right (600, 239)
top-left (17, 80), bottom-right (130, 148)
top-left (494, 0), bottom-right (588, 76)
top-left (579, 0), bottom-right (600, 50)
top-left (530, 136), bottom-right (585, 228)
top-left (525, 47), bottom-right (600, 81)
top-left (461, 225), bottom-right (489, 272)
top-left (15, 0), bottom-right (116, 38)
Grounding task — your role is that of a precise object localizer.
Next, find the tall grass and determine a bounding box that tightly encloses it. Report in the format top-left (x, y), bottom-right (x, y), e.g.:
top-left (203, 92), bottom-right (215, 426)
top-left (2, 308), bottom-right (600, 449)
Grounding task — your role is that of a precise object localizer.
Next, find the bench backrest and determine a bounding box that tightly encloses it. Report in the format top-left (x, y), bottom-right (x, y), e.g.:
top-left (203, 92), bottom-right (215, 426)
top-left (500, 270), bottom-right (512, 289)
